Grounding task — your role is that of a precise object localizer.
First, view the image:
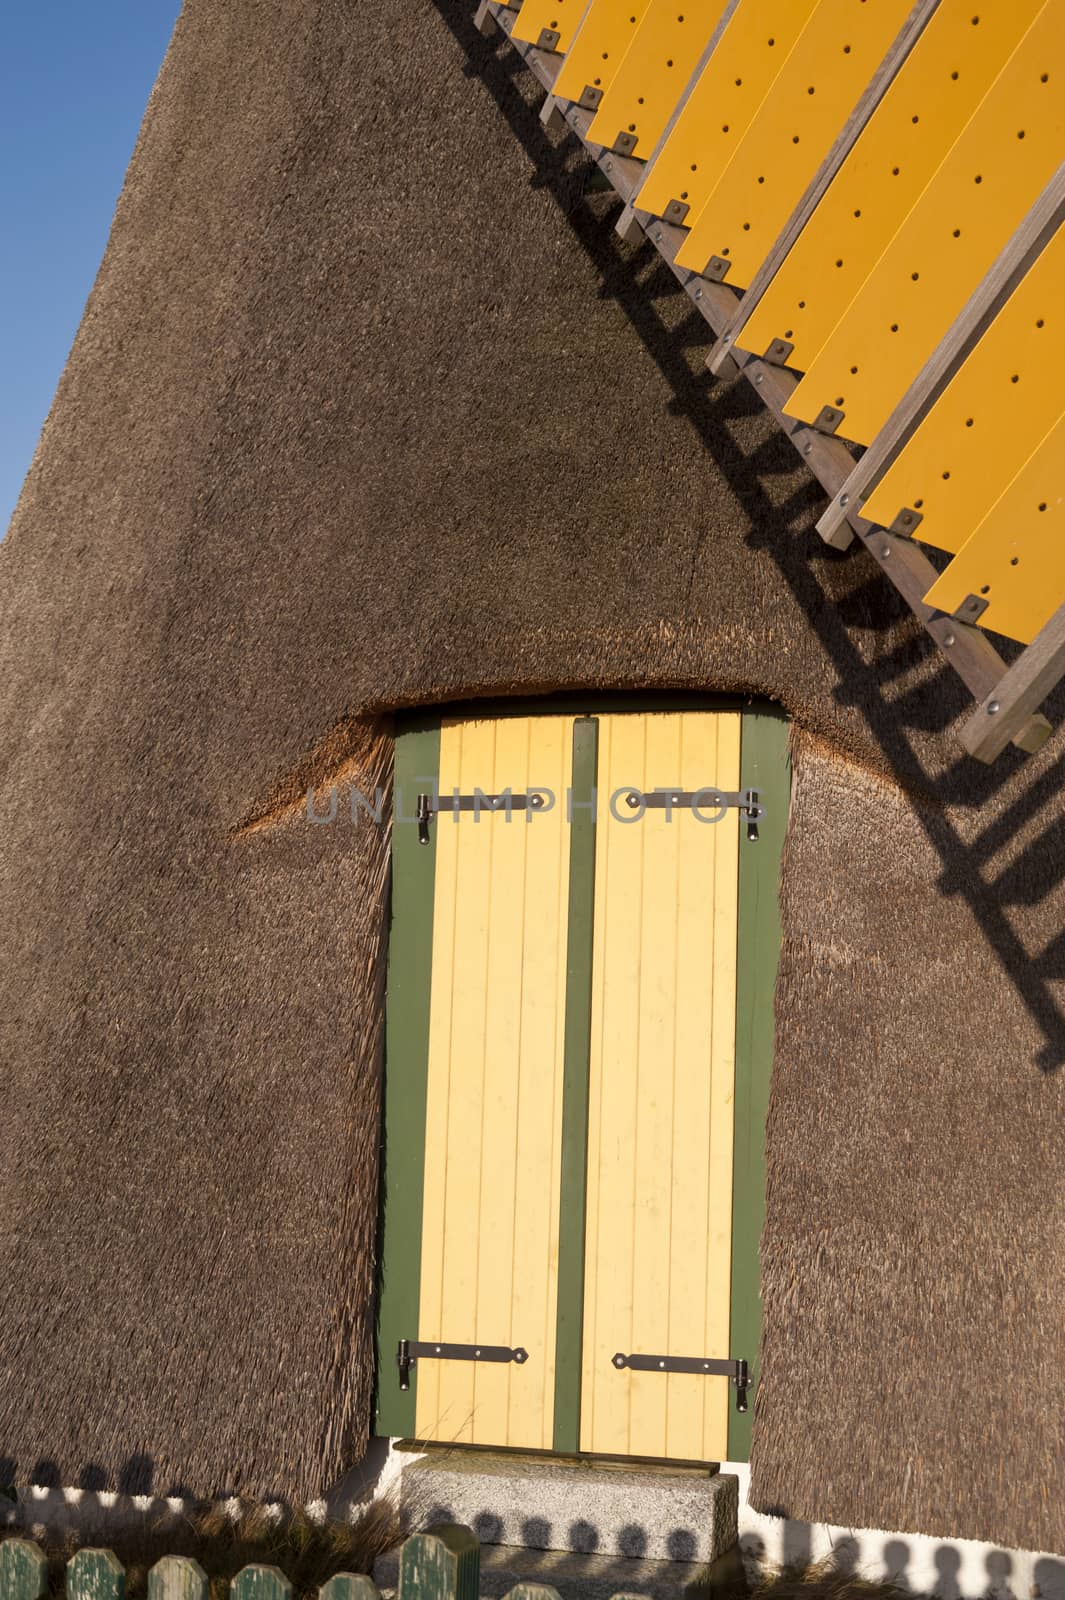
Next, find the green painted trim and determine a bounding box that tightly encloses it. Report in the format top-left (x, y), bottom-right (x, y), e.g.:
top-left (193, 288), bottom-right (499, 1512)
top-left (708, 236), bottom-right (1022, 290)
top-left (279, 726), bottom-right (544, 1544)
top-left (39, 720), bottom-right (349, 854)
top-left (728, 707), bottom-right (790, 1463)
top-left (551, 717), bottom-right (599, 1454)
top-left (373, 721), bottom-right (441, 1437)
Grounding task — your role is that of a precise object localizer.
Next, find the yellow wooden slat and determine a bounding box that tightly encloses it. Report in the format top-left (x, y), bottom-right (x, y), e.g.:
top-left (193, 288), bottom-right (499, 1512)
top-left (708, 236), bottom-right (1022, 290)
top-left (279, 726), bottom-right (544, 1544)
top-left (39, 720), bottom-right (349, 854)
top-left (674, 0), bottom-right (914, 285)
top-left (923, 413), bottom-right (1065, 644)
top-left (580, 711), bottom-right (740, 1462)
top-left (861, 227), bottom-right (1065, 555)
top-left (471, 718), bottom-right (529, 1443)
top-left (783, 2), bottom-right (1065, 445)
top-left (666, 714), bottom-right (736, 1461)
top-left (511, 0), bottom-right (586, 53)
top-left (626, 714), bottom-right (677, 1462)
top-left (552, 0), bottom-right (653, 107)
top-left (738, 0), bottom-right (1047, 369)
top-left (503, 718), bottom-right (572, 1446)
top-left (585, 0), bottom-right (729, 161)
top-left (660, 714), bottom-right (714, 1462)
top-left (636, 0), bottom-right (821, 223)
top-left (416, 715), bottom-right (572, 1449)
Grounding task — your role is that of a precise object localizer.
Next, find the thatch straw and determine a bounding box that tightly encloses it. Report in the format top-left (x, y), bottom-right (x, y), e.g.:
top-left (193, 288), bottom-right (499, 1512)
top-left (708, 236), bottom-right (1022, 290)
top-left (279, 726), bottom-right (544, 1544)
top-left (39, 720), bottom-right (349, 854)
top-left (751, 1559), bottom-right (908, 1600)
top-left (0, 0), bottom-right (1062, 1555)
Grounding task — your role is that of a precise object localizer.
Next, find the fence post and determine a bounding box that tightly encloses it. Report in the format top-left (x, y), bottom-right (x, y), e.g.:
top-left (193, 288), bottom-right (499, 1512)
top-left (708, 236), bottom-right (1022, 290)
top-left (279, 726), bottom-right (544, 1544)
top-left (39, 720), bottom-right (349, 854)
top-left (148, 1557), bottom-right (209, 1600)
top-left (67, 1550), bottom-right (126, 1600)
top-left (230, 1566), bottom-right (293, 1600)
top-left (319, 1576), bottom-right (383, 1600)
top-left (397, 1526), bottom-right (480, 1600)
top-left (0, 1538), bottom-right (48, 1600)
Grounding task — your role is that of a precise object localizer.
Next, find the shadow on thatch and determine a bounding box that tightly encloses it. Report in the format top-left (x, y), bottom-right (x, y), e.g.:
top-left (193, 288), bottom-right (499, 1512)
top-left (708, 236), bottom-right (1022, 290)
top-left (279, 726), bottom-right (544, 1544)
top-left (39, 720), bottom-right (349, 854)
top-left (0, 1492), bottom-right (403, 1599)
top-left (750, 1559), bottom-right (908, 1600)
top-left (433, 0), bottom-right (1065, 1070)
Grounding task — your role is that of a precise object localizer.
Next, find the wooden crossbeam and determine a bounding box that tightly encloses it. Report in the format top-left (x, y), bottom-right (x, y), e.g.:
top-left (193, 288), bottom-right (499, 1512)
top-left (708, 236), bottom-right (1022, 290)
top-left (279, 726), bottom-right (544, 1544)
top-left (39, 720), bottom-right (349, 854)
top-left (860, 228), bottom-right (1065, 566)
top-left (706, 0), bottom-right (940, 375)
top-left (628, 0), bottom-right (821, 232)
top-left (817, 166), bottom-right (1065, 547)
top-left (482, 1), bottom-right (1054, 759)
top-left (617, 0), bottom-right (744, 233)
top-left (548, 0), bottom-right (650, 108)
top-left (672, 0), bottom-right (916, 285)
top-left (786, 13), bottom-right (1065, 446)
top-left (961, 601), bottom-right (1065, 762)
top-left (734, 1), bottom-right (1050, 389)
top-left (473, 1), bottom-right (496, 36)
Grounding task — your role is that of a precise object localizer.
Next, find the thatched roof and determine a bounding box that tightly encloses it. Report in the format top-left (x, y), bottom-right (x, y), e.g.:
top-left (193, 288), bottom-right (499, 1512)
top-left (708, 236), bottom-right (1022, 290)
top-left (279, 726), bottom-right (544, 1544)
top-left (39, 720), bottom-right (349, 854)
top-left (0, 0), bottom-right (1062, 1551)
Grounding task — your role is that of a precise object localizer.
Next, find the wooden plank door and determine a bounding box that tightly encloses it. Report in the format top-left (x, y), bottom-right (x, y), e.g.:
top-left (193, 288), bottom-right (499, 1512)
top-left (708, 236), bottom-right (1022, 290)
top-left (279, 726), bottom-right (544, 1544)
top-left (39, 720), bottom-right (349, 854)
top-left (579, 711), bottom-right (742, 1461)
top-left (376, 702), bottom-right (785, 1463)
top-left (413, 713), bottom-right (574, 1449)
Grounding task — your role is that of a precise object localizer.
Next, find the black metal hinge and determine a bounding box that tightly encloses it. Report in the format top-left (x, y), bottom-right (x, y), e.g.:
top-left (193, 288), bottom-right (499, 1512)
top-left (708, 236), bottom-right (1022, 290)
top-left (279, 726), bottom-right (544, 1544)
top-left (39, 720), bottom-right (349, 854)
top-left (612, 1351), bottom-right (751, 1413)
top-left (416, 791), bottom-right (547, 845)
top-left (621, 788), bottom-right (764, 841)
top-left (418, 787), bottom-right (764, 843)
top-left (396, 1338), bottom-right (529, 1390)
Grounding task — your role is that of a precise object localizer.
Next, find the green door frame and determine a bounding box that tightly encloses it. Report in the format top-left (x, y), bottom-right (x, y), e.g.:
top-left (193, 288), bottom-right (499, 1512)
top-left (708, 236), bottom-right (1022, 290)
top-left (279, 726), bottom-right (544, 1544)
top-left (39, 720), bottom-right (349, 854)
top-left (373, 696), bottom-right (789, 1462)
top-left (374, 714), bottom-right (440, 1441)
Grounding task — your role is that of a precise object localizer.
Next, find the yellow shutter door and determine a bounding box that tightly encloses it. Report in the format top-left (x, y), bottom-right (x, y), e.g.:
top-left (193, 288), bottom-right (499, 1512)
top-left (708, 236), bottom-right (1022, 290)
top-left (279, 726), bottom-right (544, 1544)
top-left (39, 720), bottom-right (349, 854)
top-left (579, 712), bottom-right (742, 1462)
top-left (415, 714), bottom-right (574, 1449)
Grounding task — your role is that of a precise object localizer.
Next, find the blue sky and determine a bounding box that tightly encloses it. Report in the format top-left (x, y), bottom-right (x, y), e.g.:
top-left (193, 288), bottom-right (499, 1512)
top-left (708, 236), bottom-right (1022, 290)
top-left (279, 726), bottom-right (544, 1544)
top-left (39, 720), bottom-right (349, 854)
top-left (1, 1), bottom-right (180, 536)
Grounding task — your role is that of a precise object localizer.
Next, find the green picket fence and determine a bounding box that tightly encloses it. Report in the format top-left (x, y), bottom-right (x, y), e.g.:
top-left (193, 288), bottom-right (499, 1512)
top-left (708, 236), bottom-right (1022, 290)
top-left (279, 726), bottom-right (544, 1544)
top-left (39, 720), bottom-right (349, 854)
top-left (0, 1524), bottom-right (648, 1600)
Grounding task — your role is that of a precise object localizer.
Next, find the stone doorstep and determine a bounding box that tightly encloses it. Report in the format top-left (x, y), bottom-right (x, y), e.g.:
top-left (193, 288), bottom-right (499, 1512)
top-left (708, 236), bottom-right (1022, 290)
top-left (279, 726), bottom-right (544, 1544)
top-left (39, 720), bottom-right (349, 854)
top-left (396, 1451), bottom-right (739, 1566)
top-left (374, 1539), bottom-right (747, 1600)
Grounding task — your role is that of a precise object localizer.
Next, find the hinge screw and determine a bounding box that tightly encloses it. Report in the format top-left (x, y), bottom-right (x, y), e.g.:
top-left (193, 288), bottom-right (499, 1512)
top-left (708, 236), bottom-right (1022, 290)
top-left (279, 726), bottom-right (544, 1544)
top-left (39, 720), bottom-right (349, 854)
top-left (988, 701), bottom-right (1001, 715)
